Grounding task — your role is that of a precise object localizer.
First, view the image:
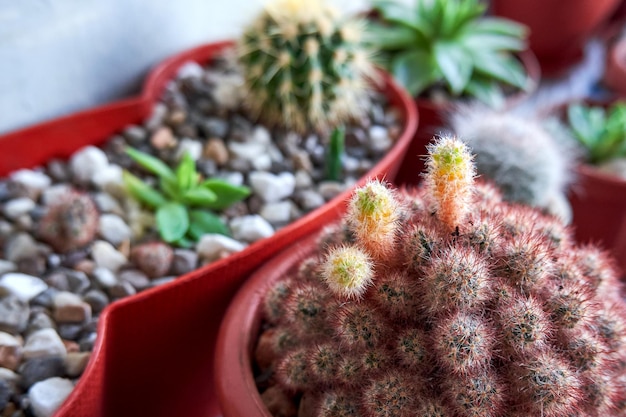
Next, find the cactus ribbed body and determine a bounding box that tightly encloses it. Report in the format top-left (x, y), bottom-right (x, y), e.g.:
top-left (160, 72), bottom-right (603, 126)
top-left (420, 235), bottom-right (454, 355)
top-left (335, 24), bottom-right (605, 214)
top-left (256, 137), bottom-right (626, 417)
top-left (238, 0), bottom-right (375, 133)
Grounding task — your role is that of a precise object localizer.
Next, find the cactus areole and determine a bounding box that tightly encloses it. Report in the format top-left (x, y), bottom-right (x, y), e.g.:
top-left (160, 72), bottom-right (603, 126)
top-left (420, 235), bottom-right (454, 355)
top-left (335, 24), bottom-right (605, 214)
top-left (216, 137), bottom-right (626, 417)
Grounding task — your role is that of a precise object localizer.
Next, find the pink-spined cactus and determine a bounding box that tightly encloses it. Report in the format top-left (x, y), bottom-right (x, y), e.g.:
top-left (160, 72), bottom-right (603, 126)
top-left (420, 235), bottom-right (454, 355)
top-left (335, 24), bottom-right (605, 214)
top-left (255, 136), bottom-right (626, 417)
top-left (38, 189), bottom-right (99, 253)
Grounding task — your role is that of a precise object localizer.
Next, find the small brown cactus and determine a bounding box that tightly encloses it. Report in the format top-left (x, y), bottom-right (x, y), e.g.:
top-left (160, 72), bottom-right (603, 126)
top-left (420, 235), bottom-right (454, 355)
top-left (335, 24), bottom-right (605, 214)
top-left (38, 189), bottom-right (99, 253)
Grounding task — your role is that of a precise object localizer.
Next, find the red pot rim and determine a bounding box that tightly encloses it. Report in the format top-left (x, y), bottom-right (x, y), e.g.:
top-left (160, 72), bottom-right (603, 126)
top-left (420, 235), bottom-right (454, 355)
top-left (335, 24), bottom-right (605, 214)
top-left (214, 233), bottom-right (320, 417)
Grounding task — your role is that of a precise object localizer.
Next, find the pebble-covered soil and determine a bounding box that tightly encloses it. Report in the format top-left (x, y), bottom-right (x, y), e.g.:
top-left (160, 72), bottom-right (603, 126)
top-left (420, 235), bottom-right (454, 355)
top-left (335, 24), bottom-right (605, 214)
top-left (0, 52), bottom-right (403, 416)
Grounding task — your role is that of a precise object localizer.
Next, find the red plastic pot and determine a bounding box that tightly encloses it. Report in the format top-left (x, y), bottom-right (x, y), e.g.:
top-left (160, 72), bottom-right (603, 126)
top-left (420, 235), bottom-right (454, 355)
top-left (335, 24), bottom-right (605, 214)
top-left (394, 49), bottom-right (541, 186)
top-left (491, 0), bottom-right (621, 77)
top-left (0, 41), bottom-right (417, 417)
top-left (569, 164), bottom-right (626, 276)
top-left (604, 36), bottom-right (626, 95)
top-left (215, 233), bottom-right (320, 417)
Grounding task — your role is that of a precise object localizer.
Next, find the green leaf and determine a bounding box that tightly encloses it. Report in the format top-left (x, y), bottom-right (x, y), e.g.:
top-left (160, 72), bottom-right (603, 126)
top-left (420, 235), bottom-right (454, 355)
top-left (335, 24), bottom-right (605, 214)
top-left (472, 17), bottom-right (528, 39)
top-left (125, 147), bottom-right (176, 182)
top-left (433, 42), bottom-right (472, 95)
top-left (160, 175), bottom-right (182, 201)
top-left (472, 53), bottom-right (528, 90)
top-left (188, 210), bottom-right (230, 240)
top-left (365, 22), bottom-right (419, 51)
top-left (122, 171), bottom-right (167, 208)
top-left (182, 187), bottom-right (218, 206)
top-left (391, 49), bottom-right (439, 96)
top-left (176, 152), bottom-right (198, 191)
top-left (156, 203), bottom-right (189, 243)
top-left (461, 31), bottom-right (526, 52)
top-left (464, 78), bottom-right (505, 109)
top-left (371, 0), bottom-right (420, 30)
top-left (200, 179), bottom-right (251, 211)
top-left (567, 104), bottom-right (605, 149)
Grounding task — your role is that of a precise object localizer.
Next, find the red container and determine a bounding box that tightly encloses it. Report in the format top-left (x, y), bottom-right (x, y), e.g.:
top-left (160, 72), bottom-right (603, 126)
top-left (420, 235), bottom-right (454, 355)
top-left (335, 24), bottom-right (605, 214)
top-left (215, 233), bottom-right (320, 417)
top-left (0, 41), bottom-right (418, 417)
top-left (491, 0), bottom-right (620, 77)
top-left (569, 165), bottom-right (626, 276)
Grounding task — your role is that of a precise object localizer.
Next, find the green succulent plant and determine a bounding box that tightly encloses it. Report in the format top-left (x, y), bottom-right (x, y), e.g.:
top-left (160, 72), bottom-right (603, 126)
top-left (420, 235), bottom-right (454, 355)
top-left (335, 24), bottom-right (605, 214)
top-left (122, 147), bottom-right (250, 246)
top-left (566, 101), bottom-right (626, 165)
top-left (367, 0), bottom-right (529, 107)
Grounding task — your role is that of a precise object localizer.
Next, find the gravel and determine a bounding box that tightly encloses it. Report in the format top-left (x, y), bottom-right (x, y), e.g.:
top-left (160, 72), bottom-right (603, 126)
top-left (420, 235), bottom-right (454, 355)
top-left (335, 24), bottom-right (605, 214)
top-left (0, 49), bottom-right (403, 416)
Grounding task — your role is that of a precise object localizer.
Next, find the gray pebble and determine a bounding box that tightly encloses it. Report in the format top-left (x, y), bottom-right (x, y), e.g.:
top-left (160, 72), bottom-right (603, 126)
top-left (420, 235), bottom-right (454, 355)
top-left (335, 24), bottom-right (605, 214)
top-left (5, 233), bottom-right (39, 263)
top-left (19, 357), bottom-right (65, 390)
top-left (91, 267), bottom-right (117, 289)
top-left (82, 290), bottom-right (109, 315)
top-left (170, 249), bottom-right (198, 276)
top-left (26, 312), bottom-right (55, 335)
top-left (0, 379), bottom-right (10, 411)
top-left (56, 324), bottom-right (83, 342)
top-left (29, 289), bottom-right (58, 310)
top-left (108, 281), bottom-right (136, 299)
top-left (118, 269), bottom-right (150, 291)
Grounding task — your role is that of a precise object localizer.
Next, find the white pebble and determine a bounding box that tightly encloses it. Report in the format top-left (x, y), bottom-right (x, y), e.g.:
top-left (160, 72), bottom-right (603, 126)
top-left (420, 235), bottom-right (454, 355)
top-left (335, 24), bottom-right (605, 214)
top-left (251, 154), bottom-right (272, 171)
top-left (10, 169), bottom-right (51, 190)
top-left (212, 73), bottom-right (244, 110)
top-left (92, 267), bottom-right (118, 288)
top-left (176, 61), bottom-right (204, 79)
top-left (0, 273), bottom-right (48, 302)
top-left (369, 125), bottom-right (392, 152)
top-left (230, 215), bottom-right (274, 243)
top-left (196, 234), bottom-right (246, 261)
top-left (92, 164), bottom-right (123, 189)
top-left (249, 171), bottom-right (296, 203)
top-left (259, 201), bottom-right (293, 224)
top-left (215, 172), bottom-right (244, 187)
top-left (251, 126), bottom-right (272, 145)
top-left (3, 198), bottom-right (35, 220)
top-left (98, 214), bottom-right (132, 246)
top-left (0, 260), bottom-right (16, 275)
top-left (228, 142), bottom-right (267, 162)
top-left (91, 241), bottom-right (127, 272)
top-left (70, 146), bottom-right (109, 184)
top-left (40, 185), bottom-right (72, 206)
top-left (29, 377), bottom-right (74, 417)
top-left (176, 138), bottom-right (203, 162)
top-left (22, 328), bottom-right (66, 360)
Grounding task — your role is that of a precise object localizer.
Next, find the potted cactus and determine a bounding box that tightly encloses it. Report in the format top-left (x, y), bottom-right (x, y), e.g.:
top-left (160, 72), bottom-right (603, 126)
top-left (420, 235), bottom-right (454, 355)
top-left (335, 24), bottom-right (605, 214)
top-left (216, 136), bottom-right (626, 417)
top-left (364, 0), bottom-right (540, 185)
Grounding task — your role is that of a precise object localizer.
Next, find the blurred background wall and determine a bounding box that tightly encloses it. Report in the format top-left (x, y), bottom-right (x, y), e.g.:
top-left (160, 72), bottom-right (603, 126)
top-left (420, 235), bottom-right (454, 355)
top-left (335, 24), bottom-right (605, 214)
top-left (0, 0), bottom-right (373, 134)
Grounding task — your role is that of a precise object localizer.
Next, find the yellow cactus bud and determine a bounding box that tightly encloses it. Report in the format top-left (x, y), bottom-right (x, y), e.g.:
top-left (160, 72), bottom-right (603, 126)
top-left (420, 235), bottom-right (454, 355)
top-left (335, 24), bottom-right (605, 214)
top-left (424, 136), bottom-right (476, 230)
top-left (322, 245), bottom-right (374, 300)
top-left (347, 180), bottom-right (399, 259)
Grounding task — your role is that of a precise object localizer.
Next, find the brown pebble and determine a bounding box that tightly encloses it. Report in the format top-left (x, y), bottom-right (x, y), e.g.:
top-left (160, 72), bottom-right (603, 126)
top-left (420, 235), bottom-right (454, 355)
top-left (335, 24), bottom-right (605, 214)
top-left (150, 127), bottom-right (177, 149)
top-left (204, 138), bottom-right (230, 166)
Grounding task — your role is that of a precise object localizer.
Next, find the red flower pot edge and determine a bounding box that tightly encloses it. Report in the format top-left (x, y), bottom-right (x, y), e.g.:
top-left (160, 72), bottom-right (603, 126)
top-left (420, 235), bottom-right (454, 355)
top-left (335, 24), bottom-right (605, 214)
top-left (42, 41), bottom-right (417, 417)
top-left (569, 164), bottom-right (626, 276)
top-left (215, 232), bottom-right (321, 417)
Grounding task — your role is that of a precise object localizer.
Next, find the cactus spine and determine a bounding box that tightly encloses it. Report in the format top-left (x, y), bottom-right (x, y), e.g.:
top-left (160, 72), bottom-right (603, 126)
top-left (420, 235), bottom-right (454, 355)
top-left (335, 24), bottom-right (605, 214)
top-left (255, 136), bottom-right (626, 417)
top-left (237, 0), bottom-right (376, 133)
top-left (447, 104), bottom-right (575, 223)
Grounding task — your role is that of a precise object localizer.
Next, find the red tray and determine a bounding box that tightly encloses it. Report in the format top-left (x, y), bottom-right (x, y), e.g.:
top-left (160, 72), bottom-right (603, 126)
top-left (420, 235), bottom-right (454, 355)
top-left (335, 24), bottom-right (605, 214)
top-left (0, 41), bottom-right (418, 417)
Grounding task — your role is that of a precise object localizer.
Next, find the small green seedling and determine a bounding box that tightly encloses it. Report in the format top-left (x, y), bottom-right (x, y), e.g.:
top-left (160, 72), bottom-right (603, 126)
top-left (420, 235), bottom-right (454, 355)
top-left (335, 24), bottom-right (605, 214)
top-left (123, 147), bottom-right (250, 246)
top-left (325, 126), bottom-right (346, 181)
top-left (567, 102), bottom-right (626, 165)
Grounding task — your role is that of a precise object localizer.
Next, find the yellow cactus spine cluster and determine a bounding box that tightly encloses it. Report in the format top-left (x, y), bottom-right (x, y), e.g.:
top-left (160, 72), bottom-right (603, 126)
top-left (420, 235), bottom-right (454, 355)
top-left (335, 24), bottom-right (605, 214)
top-left (424, 136), bottom-right (476, 230)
